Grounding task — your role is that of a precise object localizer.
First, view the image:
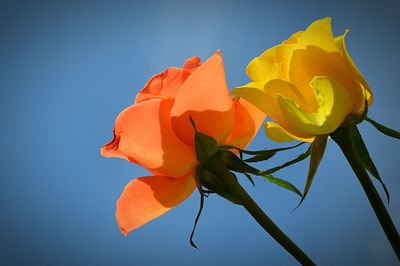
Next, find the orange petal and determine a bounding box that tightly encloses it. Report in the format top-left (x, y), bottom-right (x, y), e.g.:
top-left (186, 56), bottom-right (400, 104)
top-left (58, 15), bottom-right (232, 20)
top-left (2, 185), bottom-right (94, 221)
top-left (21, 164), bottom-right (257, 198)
top-left (135, 57), bottom-right (201, 104)
top-left (116, 172), bottom-right (196, 235)
top-left (101, 98), bottom-right (196, 177)
top-left (171, 51), bottom-right (235, 146)
top-left (101, 131), bottom-right (128, 159)
top-left (225, 98), bottom-right (266, 149)
top-left (101, 130), bottom-right (139, 164)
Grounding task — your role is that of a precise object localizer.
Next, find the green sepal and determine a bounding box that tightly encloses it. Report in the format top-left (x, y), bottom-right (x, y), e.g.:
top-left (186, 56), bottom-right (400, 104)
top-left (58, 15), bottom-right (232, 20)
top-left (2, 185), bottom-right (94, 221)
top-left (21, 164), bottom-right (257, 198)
top-left (260, 146), bottom-right (311, 175)
top-left (220, 150), bottom-right (260, 175)
top-left (244, 142), bottom-right (304, 162)
top-left (191, 116), bottom-right (304, 201)
top-left (220, 149), bottom-right (257, 186)
top-left (365, 117), bottom-right (400, 139)
top-left (350, 125), bottom-right (390, 202)
top-left (243, 173), bottom-right (255, 187)
top-left (261, 174), bottom-right (302, 197)
top-left (199, 150), bottom-right (243, 204)
top-left (244, 152), bottom-right (275, 162)
top-left (198, 165), bottom-right (241, 205)
top-left (189, 173), bottom-right (205, 249)
top-left (220, 142), bottom-right (304, 163)
top-left (195, 132), bottom-right (219, 164)
top-left (190, 117), bottom-right (218, 164)
top-left (343, 98), bottom-right (369, 126)
top-left (220, 150), bottom-right (302, 196)
top-left (298, 135), bottom-right (328, 206)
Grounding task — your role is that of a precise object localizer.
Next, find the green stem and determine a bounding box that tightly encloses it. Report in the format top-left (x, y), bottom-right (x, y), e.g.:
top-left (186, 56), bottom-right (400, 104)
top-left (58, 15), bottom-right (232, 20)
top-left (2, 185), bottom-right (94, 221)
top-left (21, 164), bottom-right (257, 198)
top-left (233, 183), bottom-right (316, 265)
top-left (331, 126), bottom-right (400, 260)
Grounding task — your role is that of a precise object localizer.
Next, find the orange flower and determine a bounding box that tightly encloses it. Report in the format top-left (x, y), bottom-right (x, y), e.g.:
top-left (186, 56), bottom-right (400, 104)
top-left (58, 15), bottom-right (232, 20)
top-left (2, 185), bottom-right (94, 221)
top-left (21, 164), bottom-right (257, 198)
top-left (101, 51), bottom-right (265, 236)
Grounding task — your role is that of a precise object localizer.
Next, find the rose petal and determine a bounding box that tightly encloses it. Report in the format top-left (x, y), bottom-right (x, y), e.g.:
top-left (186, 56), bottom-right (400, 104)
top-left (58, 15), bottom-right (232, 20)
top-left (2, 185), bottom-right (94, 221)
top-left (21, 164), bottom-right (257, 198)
top-left (246, 43), bottom-right (296, 82)
top-left (278, 76), bottom-right (353, 135)
top-left (135, 57), bottom-right (201, 104)
top-left (289, 46), bottom-right (364, 113)
top-left (225, 98), bottom-right (266, 149)
top-left (282, 31), bottom-right (304, 44)
top-left (264, 121), bottom-right (314, 142)
top-left (297, 17), bottom-right (338, 53)
top-left (171, 51), bottom-right (235, 146)
top-left (335, 30), bottom-right (373, 109)
top-left (232, 81), bottom-right (271, 113)
top-left (101, 98), bottom-right (196, 177)
top-left (116, 173), bottom-right (196, 235)
top-left (233, 79), bottom-right (310, 138)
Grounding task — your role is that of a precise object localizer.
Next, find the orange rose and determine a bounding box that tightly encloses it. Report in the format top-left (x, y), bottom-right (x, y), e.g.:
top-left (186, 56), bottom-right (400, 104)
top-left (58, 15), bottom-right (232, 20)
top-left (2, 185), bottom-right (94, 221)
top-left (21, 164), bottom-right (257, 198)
top-left (101, 51), bottom-right (265, 236)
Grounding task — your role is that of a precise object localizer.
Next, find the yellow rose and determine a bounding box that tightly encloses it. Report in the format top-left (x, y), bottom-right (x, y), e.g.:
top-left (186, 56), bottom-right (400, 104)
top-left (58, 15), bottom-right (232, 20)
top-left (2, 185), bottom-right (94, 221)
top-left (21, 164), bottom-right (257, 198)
top-left (233, 17), bottom-right (373, 142)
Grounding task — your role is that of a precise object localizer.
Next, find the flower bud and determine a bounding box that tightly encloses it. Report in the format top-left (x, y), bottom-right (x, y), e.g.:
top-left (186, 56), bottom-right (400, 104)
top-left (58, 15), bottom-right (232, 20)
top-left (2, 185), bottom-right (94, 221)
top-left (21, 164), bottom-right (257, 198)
top-left (197, 165), bottom-right (241, 205)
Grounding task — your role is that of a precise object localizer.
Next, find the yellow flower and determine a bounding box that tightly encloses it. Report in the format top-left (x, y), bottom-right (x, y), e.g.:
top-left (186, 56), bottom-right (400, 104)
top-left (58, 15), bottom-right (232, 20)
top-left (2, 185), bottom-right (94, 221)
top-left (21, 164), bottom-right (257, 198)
top-left (232, 17), bottom-right (373, 142)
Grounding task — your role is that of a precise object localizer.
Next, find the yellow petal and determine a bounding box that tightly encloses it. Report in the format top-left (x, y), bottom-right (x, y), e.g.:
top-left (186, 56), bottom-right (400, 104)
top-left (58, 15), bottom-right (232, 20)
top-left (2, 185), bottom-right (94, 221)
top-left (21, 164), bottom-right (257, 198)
top-left (335, 30), bottom-right (373, 108)
top-left (297, 17), bottom-right (338, 53)
top-left (264, 121), bottom-right (314, 142)
top-left (233, 79), bottom-right (311, 139)
top-left (278, 76), bottom-right (353, 135)
top-left (282, 31), bottom-right (304, 44)
top-left (232, 81), bottom-right (270, 114)
top-left (289, 45), bottom-right (364, 113)
top-left (246, 43), bottom-right (296, 81)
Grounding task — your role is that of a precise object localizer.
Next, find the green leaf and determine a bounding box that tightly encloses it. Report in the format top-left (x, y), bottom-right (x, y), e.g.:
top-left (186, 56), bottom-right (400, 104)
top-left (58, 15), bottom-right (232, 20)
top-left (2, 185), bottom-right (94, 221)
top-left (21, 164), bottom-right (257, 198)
top-left (262, 174), bottom-right (302, 197)
top-left (298, 135), bottom-right (328, 206)
top-left (365, 117), bottom-right (400, 139)
top-left (350, 126), bottom-right (390, 202)
top-left (260, 146), bottom-right (312, 175)
top-left (190, 117), bottom-right (218, 164)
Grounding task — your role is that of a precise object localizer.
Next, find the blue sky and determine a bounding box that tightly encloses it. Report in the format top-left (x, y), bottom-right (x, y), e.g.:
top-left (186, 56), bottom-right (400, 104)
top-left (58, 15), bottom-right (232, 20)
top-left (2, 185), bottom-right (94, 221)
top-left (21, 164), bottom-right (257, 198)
top-left (0, 0), bottom-right (399, 265)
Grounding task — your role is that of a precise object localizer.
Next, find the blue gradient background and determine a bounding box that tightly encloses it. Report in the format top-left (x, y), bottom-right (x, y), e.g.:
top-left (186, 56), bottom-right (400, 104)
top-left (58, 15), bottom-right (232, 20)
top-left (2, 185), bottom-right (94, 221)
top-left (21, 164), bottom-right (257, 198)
top-left (1, 0), bottom-right (399, 265)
